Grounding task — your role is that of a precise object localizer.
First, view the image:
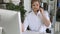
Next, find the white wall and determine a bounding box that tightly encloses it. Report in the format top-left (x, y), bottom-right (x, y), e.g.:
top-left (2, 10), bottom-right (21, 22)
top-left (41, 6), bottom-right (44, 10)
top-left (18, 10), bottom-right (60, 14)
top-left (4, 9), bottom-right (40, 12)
top-left (42, 0), bottom-right (48, 3)
top-left (24, 0), bottom-right (31, 12)
top-left (3, 0), bottom-right (20, 5)
top-left (3, 0), bottom-right (10, 3)
top-left (11, 0), bottom-right (20, 5)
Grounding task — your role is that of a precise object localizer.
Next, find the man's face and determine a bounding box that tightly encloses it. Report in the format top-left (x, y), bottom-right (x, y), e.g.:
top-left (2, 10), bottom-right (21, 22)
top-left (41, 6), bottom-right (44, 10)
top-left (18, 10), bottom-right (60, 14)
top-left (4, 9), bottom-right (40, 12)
top-left (32, 1), bottom-right (40, 12)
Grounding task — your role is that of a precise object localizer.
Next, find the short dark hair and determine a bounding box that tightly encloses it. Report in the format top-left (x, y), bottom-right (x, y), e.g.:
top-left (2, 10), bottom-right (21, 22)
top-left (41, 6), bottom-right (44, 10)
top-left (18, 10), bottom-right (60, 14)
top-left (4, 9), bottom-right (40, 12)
top-left (31, 0), bottom-right (40, 8)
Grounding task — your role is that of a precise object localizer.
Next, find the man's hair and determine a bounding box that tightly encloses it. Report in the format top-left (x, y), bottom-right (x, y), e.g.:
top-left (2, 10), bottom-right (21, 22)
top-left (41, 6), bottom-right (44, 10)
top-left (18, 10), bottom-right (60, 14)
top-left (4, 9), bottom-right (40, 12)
top-left (31, 0), bottom-right (40, 4)
top-left (31, 0), bottom-right (40, 8)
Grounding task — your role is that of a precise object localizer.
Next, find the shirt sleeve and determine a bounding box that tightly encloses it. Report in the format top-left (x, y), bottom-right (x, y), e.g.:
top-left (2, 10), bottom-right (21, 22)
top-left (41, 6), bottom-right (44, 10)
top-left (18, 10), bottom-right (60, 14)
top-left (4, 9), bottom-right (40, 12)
top-left (23, 16), bottom-right (29, 31)
top-left (44, 11), bottom-right (51, 28)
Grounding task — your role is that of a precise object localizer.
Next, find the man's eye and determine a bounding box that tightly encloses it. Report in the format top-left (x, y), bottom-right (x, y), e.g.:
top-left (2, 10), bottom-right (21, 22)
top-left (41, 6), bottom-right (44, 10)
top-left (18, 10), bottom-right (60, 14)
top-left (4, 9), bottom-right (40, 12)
top-left (33, 5), bottom-right (35, 6)
top-left (37, 4), bottom-right (39, 6)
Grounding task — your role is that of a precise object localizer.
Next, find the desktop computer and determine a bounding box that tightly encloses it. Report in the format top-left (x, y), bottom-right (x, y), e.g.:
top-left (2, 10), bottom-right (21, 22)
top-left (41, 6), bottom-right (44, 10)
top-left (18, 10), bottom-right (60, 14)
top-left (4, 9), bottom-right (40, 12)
top-left (0, 9), bottom-right (22, 34)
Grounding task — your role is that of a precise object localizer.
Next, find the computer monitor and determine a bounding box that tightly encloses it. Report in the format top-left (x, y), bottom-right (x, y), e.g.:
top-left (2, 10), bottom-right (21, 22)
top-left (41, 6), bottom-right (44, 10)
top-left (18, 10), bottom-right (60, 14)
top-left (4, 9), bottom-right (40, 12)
top-left (0, 9), bottom-right (22, 34)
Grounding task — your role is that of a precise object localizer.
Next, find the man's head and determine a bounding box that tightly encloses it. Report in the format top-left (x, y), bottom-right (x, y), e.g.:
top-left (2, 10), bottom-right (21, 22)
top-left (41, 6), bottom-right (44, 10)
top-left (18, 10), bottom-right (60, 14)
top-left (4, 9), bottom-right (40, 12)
top-left (31, 0), bottom-right (40, 12)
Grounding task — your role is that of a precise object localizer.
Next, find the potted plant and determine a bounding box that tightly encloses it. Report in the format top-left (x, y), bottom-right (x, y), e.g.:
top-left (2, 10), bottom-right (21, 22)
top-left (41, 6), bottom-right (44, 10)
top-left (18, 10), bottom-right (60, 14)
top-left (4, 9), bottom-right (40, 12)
top-left (6, 3), bottom-right (26, 23)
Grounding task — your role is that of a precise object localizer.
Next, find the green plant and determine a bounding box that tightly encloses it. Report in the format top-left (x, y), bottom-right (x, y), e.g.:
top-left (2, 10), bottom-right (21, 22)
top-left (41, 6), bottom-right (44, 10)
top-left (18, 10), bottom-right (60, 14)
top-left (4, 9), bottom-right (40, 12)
top-left (6, 3), bottom-right (26, 23)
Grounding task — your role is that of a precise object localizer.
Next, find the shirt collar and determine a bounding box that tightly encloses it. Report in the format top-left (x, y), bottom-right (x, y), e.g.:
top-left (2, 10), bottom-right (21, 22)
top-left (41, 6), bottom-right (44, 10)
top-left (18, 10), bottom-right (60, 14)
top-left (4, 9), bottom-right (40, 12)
top-left (31, 10), bottom-right (40, 16)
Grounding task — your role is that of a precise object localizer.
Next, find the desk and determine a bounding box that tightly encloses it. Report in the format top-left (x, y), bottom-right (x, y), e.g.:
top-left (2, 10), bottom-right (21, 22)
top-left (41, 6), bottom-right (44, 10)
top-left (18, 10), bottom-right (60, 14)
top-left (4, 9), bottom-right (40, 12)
top-left (22, 31), bottom-right (51, 34)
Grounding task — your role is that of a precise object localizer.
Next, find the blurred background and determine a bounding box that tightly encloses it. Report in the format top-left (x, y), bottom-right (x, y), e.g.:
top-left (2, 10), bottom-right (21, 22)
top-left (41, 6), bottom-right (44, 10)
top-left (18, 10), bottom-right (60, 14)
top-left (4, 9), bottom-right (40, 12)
top-left (0, 0), bottom-right (60, 34)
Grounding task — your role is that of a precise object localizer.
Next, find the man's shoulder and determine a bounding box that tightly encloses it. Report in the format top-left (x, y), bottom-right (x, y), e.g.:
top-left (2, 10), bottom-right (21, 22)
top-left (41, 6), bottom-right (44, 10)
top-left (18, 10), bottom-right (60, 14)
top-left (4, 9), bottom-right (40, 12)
top-left (28, 11), bottom-right (33, 15)
top-left (26, 11), bottom-right (32, 17)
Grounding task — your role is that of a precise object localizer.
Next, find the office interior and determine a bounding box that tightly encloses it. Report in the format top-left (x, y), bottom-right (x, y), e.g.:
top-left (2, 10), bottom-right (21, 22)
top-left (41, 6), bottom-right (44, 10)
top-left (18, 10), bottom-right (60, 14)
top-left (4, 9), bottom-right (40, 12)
top-left (0, 0), bottom-right (60, 34)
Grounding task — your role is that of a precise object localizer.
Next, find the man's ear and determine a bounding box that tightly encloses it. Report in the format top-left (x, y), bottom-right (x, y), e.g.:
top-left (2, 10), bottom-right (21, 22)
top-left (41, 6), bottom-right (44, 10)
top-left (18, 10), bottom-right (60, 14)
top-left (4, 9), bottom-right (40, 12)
top-left (40, 6), bottom-right (43, 8)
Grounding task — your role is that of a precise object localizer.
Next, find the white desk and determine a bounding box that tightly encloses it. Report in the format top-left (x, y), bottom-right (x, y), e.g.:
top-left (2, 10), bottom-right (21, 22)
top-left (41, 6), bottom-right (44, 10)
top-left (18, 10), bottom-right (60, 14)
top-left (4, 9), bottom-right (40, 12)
top-left (22, 31), bottom-right (51, 34)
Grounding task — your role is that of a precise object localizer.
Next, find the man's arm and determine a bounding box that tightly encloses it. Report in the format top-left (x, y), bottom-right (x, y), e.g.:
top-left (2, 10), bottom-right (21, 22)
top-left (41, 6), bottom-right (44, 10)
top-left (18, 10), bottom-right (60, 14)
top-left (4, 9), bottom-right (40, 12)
top-left (40, 8), bottom-right (51, 27)
top-left (22, 16), bottom-right (29, 32)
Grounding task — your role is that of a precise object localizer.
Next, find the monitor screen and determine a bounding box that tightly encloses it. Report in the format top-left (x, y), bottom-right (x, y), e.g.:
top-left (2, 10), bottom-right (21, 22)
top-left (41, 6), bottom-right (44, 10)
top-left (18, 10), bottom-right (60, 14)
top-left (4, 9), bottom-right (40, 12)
top-left (0, 9), bottom-right (22, 34)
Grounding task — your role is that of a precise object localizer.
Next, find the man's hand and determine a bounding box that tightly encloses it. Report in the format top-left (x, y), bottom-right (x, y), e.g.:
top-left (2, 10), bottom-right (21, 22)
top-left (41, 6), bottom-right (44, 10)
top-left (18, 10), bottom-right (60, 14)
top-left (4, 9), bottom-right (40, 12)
top-left (39, 8), bottom-right (44, 14)
top-left (39, 8), bottom-right (51, 27)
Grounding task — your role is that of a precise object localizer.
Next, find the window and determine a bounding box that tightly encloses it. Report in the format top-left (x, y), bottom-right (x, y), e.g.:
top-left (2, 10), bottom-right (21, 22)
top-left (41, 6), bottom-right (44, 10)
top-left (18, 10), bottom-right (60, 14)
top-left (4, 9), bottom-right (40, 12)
top-left (0, 0), bottom-right (4, 4)
top-left (0, 0), bottom-right (8, 9)
top-left (20, 0), bottom-right (24, 5)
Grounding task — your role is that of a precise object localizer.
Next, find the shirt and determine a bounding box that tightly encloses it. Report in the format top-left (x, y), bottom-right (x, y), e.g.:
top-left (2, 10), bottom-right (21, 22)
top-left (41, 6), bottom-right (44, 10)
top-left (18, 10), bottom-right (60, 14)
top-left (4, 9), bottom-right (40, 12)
top-left (24, 10), bottom-right (51, 32)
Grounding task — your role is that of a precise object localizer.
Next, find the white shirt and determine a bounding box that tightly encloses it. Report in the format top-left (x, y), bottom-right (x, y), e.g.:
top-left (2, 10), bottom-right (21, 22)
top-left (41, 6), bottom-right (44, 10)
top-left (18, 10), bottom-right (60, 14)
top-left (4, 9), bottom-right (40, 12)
top-left (24, 10), bottom-right (51, 32)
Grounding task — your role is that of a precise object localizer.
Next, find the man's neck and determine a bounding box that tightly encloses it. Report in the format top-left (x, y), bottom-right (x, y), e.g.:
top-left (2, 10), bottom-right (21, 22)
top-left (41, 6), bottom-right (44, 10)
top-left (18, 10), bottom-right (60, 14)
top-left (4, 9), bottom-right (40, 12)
top-left (34, 11), bottom-right (37, 15)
